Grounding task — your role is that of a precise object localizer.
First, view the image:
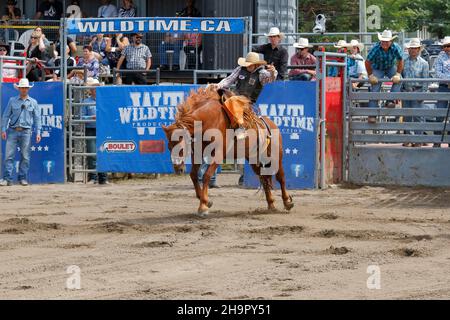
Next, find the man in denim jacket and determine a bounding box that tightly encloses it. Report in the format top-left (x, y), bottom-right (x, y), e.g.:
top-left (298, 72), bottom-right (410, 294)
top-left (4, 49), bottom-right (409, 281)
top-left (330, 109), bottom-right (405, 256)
top-left (0, 78), bottom-right (41, 186)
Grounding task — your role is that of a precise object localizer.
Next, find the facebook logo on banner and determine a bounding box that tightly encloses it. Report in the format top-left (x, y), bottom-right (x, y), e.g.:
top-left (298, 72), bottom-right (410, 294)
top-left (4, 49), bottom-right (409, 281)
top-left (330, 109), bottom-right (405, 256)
top-left (1, 82), bottom-right (65, 184)
top-left (43, 161), bottom-right (55, 175)
top-left (290, 164), bottom-right (305, 178)
top-left (244, 81), bottom-right (317, 190)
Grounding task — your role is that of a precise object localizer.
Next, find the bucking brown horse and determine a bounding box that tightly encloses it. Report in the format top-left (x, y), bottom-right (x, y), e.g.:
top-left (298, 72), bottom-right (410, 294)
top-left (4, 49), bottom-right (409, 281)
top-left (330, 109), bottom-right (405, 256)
top-left (162, 87), bottom-right (294, 217)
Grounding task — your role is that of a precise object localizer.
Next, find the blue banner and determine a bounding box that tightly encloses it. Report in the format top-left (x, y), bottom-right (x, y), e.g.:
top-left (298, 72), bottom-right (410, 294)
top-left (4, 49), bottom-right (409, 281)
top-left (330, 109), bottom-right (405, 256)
top-left (96, 85), bottom-right (199, 173)
top-left (0, 82), bottom-right (65, 184)
top-left (67, 17), bottom-right (246, 35)
top-left (244, 81), bottom-right (318, 189)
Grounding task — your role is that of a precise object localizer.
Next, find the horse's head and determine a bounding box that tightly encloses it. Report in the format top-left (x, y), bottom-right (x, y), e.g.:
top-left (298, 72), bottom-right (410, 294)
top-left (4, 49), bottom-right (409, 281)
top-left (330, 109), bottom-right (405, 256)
top-left (162, 124), bottom-right (189, 175)
top-left (217, 87), bottom-right (236, 103)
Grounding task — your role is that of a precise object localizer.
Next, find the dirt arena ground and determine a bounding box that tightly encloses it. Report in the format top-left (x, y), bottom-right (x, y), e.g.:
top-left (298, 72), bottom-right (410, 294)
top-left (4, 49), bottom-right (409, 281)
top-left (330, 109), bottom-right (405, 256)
top-left (0, 173), bottom-right (449, 299)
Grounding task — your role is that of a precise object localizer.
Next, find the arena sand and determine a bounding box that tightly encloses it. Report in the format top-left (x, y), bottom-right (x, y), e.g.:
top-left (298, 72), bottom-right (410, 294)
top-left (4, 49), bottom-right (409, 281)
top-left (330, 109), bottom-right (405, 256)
top-left (0, 174), bottom-right (449, 299)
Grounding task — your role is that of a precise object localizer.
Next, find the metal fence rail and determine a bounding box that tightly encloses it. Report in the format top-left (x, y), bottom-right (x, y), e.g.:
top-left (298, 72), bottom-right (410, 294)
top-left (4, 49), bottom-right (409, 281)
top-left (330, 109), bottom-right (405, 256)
top-left (347, 78), bottom-right (450, 144)
top-left (251, 31), bottom-right (406, 50)
top-left (0, 55), bottom-right (26, 82)
top-left (67, 84), bottom-right (100, 183)
top-left (112, 68), bottom-right (160, 85)
top-left (314, 51), bottom-right (347, 189)
top-left (346, 78), bottom-right (450, 187)
top-left (193, 69), bottom-right (233, 84)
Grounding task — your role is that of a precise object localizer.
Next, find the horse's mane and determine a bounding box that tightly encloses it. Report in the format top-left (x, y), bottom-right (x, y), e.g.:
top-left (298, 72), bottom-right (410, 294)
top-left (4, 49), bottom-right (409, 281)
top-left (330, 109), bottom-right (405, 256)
top-left (173, 87), bottom-right (221, 130)
top-left (173, 86), bottom-right (262, 131)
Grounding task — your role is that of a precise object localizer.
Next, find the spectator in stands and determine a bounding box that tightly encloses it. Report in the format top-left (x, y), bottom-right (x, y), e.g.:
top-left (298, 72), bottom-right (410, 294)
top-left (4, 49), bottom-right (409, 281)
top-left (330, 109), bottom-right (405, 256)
top-left (433, 36), bottom-right (450, 147)
top-left (365, 30), bottom-right (404, 123)
top-left (327, 40), bottom-right (348, 77)
top-left (70, 45), bottom-right (99, 80)
top-left (178, 0), bottom-right (201, 17)
top-left (33, 27), bottom-right (50, 46)
top-left (20, 27), bottom-right (50, 52)
top-left (116, 33), bottom-right (151, 85)
top-left (2, 0), bottom-right (21, 21)
top-left (50, 49), bottom-right (75, 81)
top-left (288, 38), bottom-right (317, 81)
top-left (98, 0), bottom-right (118, 18)
top-left (346, 39), bottom-right (368, 85)
top-left (118, 0), bottom-right (137, 17)
top-left (105, 33), bottom-right (129, 69)
top-left (0, 78), bottom-right (41, 187)
top-left (0, 43), bottom-right (19, 82)
top-left (35, 0), bottom-right (63, 20)
top-left (25, 31), bottom-right (48, 82)
top-left (183, 32), bottom-right (202, 69)
top-left (90, 33), bottom-right (109, 64)
top-left (159, 33), bottom-right (183, 70)
top-left (81, 78), bottom-right (108, 185)
top-left (254, 27), bottom-right (288, 80)
top-left (401, 38), bottom-right (429, 146)
top-left (53, 30), bottom-right (77, 57)
top-left (179, 0), bottom-right (202, 69)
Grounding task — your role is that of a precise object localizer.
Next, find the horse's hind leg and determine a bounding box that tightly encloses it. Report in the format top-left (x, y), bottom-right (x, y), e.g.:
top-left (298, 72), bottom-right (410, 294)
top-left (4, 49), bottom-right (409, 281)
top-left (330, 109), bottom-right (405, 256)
top-left (252, 165), bottom-right (276, 211)
top-left (261, 175), bottom-right (276, 211)
top-left (190, 164), bottom-right (202, 201)
top-left (197, 162), bottom-right (218, 216)
top-left (275, 165), bottom-right (294, 211)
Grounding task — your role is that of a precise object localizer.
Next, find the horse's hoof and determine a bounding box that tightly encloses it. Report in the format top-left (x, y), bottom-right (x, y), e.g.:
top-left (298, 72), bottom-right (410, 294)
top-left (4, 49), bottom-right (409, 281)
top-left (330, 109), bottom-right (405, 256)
top-left (284, 202), bottom-right (294, 211)
top-left (207, 201), bottom-right (213, 208)
top-left (196, 210), bottom-right (209, 218)
top-left (267, 207), bottom-right (279, 213)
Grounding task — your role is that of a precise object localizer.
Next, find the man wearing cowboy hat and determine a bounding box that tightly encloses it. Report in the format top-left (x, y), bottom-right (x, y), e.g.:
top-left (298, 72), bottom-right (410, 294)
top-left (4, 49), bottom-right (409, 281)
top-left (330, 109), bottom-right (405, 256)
top-left (254, 27), bottom-right (288, 80)
top-left (214, 52), bottom-right (276, 186)
top-left (365, 30), bottom-right (404, 122)
top-left (289, 38), bottom-right (317, 81)
top-left (328, 40), bottom-right (349, 77)
top-left (401, 38), bottom-right (429, 145)
top-left (81, 78), bottom-right (108, 184)
top-left (346, 39), bottom-right (367, 81)
top-left (217, 52), bottom-right (277, 104)
top-left (215, 52), bottom-right (276, 133)
top-left (433, 36), bottom-right (450, 147)
top-left (0, 78), bottom-right (41, 186)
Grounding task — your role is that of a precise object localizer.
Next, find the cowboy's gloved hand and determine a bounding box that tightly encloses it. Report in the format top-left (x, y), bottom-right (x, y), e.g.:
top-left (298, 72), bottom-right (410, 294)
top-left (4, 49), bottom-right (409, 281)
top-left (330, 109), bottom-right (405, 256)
top-left (391, 72), bottom-right (401, 84)
top-left (369, 74), bottom-right (378, 85)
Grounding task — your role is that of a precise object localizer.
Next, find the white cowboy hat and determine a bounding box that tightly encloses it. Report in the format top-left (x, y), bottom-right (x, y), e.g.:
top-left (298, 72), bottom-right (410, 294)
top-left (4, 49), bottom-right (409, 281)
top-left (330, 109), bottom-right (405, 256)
top-left (293, 38), bottom-right (313, 49)
top-left (334, 40), bottom-right (348, 48)
top-left (440, 36), bottom-right (450, 46)
top-left (264, 27), bottom-right (284, 38)
top-left (237, 52), bottom-right (267, 67)
top-left (405, 38), bottom-right (423, 49)
top-left (346, 39), bottom-right (365, 51)
top-left (14, 78), bottom-right (34, 89)
top-left (378, 30), bottom-right (397, 41)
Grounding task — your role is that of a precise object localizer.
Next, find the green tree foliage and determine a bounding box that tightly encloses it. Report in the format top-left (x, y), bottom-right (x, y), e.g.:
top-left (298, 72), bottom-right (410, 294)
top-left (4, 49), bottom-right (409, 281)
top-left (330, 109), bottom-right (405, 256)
top-left (299, 0), bottom-right (359, 33)
top-left (299, 0), bottom-right (449, 39)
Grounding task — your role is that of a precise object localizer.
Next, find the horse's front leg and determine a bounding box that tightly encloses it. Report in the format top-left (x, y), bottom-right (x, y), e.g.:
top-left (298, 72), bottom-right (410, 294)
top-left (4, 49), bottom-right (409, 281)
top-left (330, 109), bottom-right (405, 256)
top-left (197, 162), bottom-right (218, 217)
top-left (260, 175), bottom-right (276, 211)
